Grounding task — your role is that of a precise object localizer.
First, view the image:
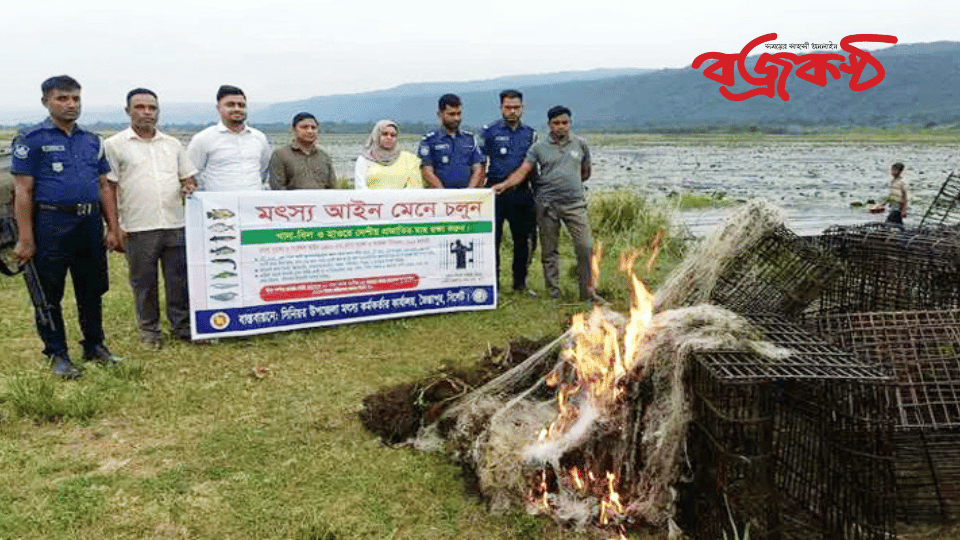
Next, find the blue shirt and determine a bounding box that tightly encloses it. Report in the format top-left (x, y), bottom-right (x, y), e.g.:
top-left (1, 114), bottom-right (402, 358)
top-left (479, 119), bottom-right (536, 184)
top-left (11, 118), bottom-right (109, 204)
top-left (417, 129), bottom-right (484, 189)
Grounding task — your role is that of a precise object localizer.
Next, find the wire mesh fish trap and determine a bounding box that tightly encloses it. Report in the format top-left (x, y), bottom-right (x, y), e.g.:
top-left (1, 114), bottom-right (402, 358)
top-left (703, 225), bottom-right (841, 319)
top-left (811, 223), bottom-right (960, 317)
top-left (815, 310), bottom-right (960, 523)
top-left (919, 172), bottom-right (960, 230)
top-left (681, 314), bottom-right (895, 540)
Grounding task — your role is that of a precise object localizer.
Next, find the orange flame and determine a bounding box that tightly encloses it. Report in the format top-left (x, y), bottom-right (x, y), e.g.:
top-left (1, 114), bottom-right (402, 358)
top-left (559, 243), bottom-right (657, 417)
top-left (590, 241), bottom-right (603, 292)
top-left (570, 467), bottom-right (585, 491)
top-left (600, 471), bottom-right (625, 525)
top-left (545, 369), bottom-right (560, 387)
top-left (537, 238), bottom-right (661, 526)
top-left (539, 470), bottom-right (550, 511)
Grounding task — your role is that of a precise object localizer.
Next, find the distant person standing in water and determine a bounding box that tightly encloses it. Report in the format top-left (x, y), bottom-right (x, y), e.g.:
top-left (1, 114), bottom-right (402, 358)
top-left (871, 162), bottom-right (907, 225)
top-left (884, 162), bottom-right (908, 225)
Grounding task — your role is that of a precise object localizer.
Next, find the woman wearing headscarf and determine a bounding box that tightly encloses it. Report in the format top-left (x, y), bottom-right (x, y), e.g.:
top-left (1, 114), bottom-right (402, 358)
top-left (354, 120), bottom-right (424, 189)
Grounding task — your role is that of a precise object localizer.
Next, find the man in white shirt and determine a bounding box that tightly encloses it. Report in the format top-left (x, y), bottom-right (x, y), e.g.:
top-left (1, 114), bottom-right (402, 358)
top-left (187, 85), bottom-right (271, 191)
top-left (104, 88), bottom-right (199, 349)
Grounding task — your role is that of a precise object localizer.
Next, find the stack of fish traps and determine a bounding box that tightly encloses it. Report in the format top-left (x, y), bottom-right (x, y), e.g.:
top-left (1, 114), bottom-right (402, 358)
top-left (919, 171), bottom-right (960, 231)
top-left (811, 222), bottom-right (960, 315)
top-left (631, 172), bottom-right (960, 538)
top-left (675, 222), bottom-right (896, 539)
top-left (797, 172), bottom-right (960, 528)
top-left (683, 315), bottom-right (895, 540)
top-left (814, 310), bottom-right (960, 524)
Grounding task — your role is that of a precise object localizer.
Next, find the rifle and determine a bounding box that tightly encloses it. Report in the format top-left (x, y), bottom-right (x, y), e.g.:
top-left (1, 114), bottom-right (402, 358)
top-left (0, 215), bottom-right (57, 331)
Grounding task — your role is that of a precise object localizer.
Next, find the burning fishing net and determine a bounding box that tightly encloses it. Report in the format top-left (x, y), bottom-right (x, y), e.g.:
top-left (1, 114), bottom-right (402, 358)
top-left (414, 199), bottom-right (794, 531)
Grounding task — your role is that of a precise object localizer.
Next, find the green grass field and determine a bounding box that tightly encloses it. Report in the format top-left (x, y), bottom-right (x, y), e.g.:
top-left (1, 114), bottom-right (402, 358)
top-left (1, 190), bottom-right (956, 540)
top-left (0, 192), bottom-right (676, 540)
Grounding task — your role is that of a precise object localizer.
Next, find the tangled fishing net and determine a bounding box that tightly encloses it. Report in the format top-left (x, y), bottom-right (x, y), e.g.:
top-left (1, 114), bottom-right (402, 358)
top-left (412, 199), bottom-right (792, 532)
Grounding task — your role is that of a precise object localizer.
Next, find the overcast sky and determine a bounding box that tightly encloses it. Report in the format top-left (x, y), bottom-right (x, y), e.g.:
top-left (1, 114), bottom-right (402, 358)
top-left (3, 0), bottom-right (956, 115)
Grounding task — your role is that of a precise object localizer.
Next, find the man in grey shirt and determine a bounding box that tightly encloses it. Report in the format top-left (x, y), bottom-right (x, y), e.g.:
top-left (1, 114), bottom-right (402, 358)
top-left (493, 105), bottom-right (598, 302)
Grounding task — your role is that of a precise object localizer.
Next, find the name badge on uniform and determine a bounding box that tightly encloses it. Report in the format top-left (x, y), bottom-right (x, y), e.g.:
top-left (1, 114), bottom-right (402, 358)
top-left (500, 147), bottom-right (507, 155)
top-left (42, 145), bottom-right (66, 152)
top-left (441, 156), bottom-right (449, 164)
top-left (52, 162), bottom-right (64, 173)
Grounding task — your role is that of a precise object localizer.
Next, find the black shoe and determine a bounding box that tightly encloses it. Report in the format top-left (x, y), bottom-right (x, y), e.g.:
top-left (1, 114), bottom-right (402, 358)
top-left (83, 344), bottom-right (121, 365)
top-left (49, 354), bottom-right (83, 380)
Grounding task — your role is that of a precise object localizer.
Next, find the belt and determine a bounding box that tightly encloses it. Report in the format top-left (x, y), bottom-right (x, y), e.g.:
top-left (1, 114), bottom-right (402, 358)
top-left (35, 202), bottom-right (100, 216)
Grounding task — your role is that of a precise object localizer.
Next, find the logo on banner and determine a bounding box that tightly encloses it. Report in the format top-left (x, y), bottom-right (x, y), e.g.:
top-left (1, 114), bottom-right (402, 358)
top-left (210, 311), bottom-right (230, 330)
top-left (471, 288), bottom-right (489, 304)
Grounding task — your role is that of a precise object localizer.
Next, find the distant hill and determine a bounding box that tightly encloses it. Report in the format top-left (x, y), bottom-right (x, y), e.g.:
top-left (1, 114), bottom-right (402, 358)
top-left (247, 42), bottom-right (960, 130)
top-left (554, 40), bottom-right (960, 130)
top-left (248, 68), bottom-right (652, 126)
top-left (3, 43), bottom-right (957, 130)
top-left (0, 69), bottom-right (648, 128)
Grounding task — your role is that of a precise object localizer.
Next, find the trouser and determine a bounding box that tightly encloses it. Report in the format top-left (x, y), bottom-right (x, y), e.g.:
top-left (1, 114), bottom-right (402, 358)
top-left (125, 228), bottom-right (191, 340)
top-left (32, 209), bottom-right (108, 357)
top-left (536, 199), bottom-right (593, 300)
top-left (494, 188), bottom-right (537, 290)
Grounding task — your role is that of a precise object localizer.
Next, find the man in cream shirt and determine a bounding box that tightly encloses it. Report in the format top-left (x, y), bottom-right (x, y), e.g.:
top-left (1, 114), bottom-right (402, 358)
top-left (187, 85), bottom-right (271, 191)
top-left (104, 88), bottom-right (199, 349)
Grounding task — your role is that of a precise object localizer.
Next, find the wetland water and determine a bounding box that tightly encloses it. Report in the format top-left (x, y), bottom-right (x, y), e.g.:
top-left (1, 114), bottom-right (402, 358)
top-left (6, 133), bottom-right (958, 237)
top-left (304, 134), bottom-right (960, 237)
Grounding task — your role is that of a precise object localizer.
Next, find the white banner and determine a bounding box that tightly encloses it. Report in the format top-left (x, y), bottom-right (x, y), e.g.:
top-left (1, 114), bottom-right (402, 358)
top-left (185, 189), bottom-right (496, 338)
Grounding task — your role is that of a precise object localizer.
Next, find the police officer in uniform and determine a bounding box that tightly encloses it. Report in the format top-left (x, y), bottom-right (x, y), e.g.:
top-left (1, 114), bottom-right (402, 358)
top-left (418, 93), bottom-right (484, 189)
top-left (479, 89), bottom-right (538, 295)
top-left (11, 75), bottom-right (122, 379)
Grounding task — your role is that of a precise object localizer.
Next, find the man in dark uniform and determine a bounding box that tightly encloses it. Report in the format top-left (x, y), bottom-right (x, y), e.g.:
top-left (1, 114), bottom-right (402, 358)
top-left (11, 75), bottom-right (123, 379)
top-left (418, 93), bottom-right (484, 189)
top-left (479, 89), bottom-right (538, 295)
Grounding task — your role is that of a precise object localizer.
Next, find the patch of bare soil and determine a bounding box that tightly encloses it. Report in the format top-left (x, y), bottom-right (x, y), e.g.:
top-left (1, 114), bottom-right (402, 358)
top-left (359, 337), bottom-right (552, 445)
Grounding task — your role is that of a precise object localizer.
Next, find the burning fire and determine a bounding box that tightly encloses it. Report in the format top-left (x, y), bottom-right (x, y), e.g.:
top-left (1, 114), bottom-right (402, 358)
top-left (600, 472), bottom-right (625, 525)
top-left (549, 240), bottom-right (658, 430)
top-left (529, 237), bottom-right (662, 528)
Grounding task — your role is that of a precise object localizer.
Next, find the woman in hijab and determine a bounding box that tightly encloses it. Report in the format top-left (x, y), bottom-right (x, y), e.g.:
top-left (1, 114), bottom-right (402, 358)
top-left (354, 120), bottom-right (424, 189)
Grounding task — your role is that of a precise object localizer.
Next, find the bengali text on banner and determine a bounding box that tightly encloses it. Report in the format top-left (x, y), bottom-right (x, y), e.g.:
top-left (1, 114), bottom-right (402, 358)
top-left (185, 189), bottom-right (496, 339)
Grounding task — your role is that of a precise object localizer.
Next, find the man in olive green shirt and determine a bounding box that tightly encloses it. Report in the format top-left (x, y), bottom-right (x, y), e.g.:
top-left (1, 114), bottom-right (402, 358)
top-left (269, 112), bottom-right (336, 190)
